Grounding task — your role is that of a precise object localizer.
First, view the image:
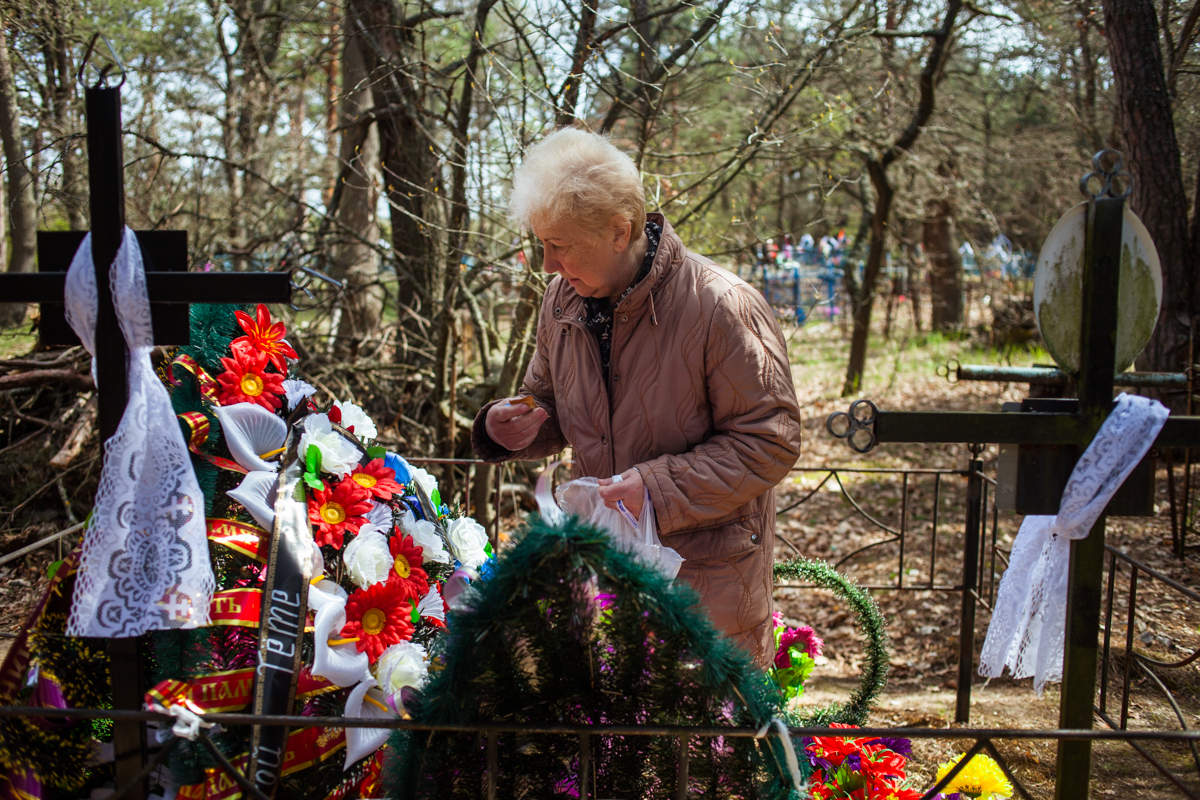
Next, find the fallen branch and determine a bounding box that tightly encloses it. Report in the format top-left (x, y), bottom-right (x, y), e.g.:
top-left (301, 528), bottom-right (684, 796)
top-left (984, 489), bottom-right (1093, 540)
top-left (50, 396), bottom-right (97, 470)
top-left (0, 369), bottom-right (93, 392)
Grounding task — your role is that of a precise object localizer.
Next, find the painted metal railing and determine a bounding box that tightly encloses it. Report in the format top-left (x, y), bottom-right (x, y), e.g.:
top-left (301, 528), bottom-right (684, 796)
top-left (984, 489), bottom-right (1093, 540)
top-left (773, 463), bottom-right (1006, 722)
top-left (4, 704), bottom-right (1200, 800)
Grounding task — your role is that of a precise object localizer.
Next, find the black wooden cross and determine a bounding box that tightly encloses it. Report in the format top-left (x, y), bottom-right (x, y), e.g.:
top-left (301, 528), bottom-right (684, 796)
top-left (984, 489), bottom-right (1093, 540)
top-left (827, 151), bottom-right (1200, 800)
top-left (0, 84), bottom-right (289, 798)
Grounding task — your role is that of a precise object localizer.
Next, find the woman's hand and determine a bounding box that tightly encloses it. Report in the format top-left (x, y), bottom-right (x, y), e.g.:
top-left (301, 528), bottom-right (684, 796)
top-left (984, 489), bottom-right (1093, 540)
top-left (485, 397), bottom-right (549, 451)
top-left (598, 468), bottom-right (645, 521)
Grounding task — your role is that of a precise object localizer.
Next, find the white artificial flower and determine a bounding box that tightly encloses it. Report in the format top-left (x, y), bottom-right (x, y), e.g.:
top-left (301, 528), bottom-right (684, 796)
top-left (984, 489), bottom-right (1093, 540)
top-left (374, 640), bottom-right (429, 701)
top-left (366, 500), bottom-right (394, 531)
top-left (416, 585), bottom-right (446, 624)
top-left (337, 400), bottom-right (378, 441)
top-left (343, 678), bottom-right (392, 768)
top-left (408, 465), bottom-right (439, 502)
top-left (312, 599), bottom-right (369, 688)
top-left (398, 508), bottom-right (451, 564)
top-left (298, 413), bottom-right (361, 476)
top-left (282, 379), bottom-right (317, 411)
top-left (342, 527), bottom-right (393, 588)
top-left (446, 516), bottom-right (489, 569)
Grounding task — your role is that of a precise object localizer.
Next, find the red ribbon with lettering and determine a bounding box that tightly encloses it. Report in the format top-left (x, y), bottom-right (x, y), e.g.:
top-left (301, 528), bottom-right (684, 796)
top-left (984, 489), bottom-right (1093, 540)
top-left (208, 588), bottom-right (262, 628)
top-left (207, 518), bottom-right (270, 563)
top-left (175, 726), bottom-right (347, 799)
top-left (146, 666), bottom-right (335, 716)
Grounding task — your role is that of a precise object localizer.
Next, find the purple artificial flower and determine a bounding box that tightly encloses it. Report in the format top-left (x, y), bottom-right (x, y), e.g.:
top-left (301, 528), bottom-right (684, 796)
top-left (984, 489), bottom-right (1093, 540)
top-left (844, 751), bottom-right (862, 772)
top-left (772, 610), bottom-right (786, 628)
top-left (869, 736), bottom-right (913, 757)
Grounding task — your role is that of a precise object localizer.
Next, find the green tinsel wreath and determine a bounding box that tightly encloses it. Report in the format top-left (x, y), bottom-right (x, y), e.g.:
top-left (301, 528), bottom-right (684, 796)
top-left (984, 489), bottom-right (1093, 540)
top-left (383, 514), bottom-right (804, 800)
top-left (772, 558), bottom-right (890, 727)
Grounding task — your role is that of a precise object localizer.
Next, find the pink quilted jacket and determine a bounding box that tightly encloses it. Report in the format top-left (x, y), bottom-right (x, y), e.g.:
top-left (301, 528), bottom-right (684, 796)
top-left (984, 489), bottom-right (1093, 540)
top-left (472, 214), bottom-right (803, 664)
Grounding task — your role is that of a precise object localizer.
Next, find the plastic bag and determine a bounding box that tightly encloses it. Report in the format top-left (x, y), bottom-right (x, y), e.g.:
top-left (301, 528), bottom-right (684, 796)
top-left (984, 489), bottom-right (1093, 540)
top-left (553, 474), bottom-right (684, 581)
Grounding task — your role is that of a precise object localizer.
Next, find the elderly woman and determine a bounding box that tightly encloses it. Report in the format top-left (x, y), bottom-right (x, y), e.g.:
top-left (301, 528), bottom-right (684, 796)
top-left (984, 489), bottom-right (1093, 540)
top-left (471, 128), bottom-right (802, 665)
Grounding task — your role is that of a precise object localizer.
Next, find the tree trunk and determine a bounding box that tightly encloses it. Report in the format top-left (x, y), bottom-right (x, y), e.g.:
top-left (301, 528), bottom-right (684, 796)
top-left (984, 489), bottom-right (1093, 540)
top-left (925, 197), bottom-right (963, 331)
top-left (843, 161), bottom-right (894, 395)
top-left (331, 30), bottom-right (384, 355)
top-left (1102, 0), bottom-right (1195, 383)
top-left (348, 0), bottom-right (440, 364)
top-left (435, 0), bottom-right (496, 466)
top-left (841, 0), bottom-right (962, 395)
top-left (906, 242), bottom-right (923, 332)
top-left (0, 22), bottom-right (36, 328)
top-left (556, 0), bottom-right (598, 127)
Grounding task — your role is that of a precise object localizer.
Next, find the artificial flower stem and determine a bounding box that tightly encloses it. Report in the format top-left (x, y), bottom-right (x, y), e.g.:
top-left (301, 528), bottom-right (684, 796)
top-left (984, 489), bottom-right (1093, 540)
top-left (327, 637), bottom-right (360, 646)
top-left (259, 446), bottom-right (287, 459)
top-left (363, 694), bottom-right (390, 714)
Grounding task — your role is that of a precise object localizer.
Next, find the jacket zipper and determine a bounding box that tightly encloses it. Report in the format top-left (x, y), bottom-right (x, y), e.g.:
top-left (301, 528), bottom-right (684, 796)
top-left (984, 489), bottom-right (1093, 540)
top-left (562, 315), bottom-right (615, 475)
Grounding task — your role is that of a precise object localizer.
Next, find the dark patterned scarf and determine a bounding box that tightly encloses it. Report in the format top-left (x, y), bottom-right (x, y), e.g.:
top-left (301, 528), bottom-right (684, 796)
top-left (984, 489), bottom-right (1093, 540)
top-left (582, 221), bottom-right (661, 378)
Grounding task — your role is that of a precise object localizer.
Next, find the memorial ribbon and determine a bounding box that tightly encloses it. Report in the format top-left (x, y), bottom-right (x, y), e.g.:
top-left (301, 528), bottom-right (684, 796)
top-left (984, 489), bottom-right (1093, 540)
top-left (64, 227), bottom-right (215, 637)
top-left (208, 588), bottom-right (262, 627)
top-left (169, 353), bottom-right (222, 405)
top-left (249, 427), bottom-right (313, 797)
top-left (178, 412), bottom-right (250, 475)
top-left (207, 518), bottom-right (270, 562)
top-left (146, 667), bottom-right (335, 715)
top-left (979, 392), bottom-right (1169, 694)
top-left (175, 727), bottom-right (347, 800)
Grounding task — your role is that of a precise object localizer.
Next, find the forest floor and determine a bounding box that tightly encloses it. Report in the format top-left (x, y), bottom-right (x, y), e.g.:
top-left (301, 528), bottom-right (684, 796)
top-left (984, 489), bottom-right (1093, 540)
top-left (772, 312), bottom-right (1200, 798)
top-left (2, 311), bottom-right (1199, 797)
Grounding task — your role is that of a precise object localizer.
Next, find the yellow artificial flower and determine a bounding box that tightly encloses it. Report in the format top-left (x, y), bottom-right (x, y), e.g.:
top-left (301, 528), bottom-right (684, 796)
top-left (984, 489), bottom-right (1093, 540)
top-left (934, 753), bottom-right (1013, 799)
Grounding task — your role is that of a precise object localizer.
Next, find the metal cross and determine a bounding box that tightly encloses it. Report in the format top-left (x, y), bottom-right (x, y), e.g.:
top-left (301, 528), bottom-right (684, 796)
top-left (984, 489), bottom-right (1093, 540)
top-left (827, 150), bottom-right (1200, 800)
top-left (0, 80), bottom-right (289, 799)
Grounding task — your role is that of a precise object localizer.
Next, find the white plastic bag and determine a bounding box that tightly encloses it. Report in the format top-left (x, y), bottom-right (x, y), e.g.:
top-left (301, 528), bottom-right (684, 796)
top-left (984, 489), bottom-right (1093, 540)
top-left (552, 474), bottom-right (684, 580)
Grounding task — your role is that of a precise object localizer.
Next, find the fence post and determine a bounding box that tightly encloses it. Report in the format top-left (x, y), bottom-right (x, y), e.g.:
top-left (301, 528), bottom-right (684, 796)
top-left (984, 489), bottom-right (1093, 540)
top-left (956, 450), bottom-right (984, 723)
top-left (676, 735), bottom-right (690, 800)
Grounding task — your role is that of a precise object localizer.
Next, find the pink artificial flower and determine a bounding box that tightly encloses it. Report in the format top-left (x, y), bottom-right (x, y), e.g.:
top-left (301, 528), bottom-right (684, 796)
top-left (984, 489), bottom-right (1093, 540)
top-left (782, 625), bottom-right (823, 659)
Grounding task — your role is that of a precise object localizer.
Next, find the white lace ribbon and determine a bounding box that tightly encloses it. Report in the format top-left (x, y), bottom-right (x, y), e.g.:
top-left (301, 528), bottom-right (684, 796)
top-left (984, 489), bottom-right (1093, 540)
top-left (65, 228), bottom-right (215, 637)
top-left (979, 392), bottom-right (1168, 695)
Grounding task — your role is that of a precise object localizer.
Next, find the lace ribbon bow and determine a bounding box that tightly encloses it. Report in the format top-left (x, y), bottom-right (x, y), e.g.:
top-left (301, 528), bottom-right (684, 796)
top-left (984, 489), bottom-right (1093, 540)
top-left (979, 392), bottom-right (1168, 695)
top-left (64, 228), bottom-right (215, 636)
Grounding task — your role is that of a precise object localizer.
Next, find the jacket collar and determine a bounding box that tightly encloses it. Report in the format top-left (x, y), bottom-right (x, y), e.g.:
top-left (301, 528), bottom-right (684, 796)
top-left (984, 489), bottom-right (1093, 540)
top-left (552, 212), bottom-right (681, 323)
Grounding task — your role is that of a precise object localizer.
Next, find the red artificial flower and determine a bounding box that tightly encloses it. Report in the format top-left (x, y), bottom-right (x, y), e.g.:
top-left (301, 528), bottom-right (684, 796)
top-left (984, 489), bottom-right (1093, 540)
top-left (349, 459), bottom-right (403, 501)
top-left (308, 479), bottom-right (373, 548)
top-left (867, 785), bottom-right (923, 800)
top-left (232, 304), bottom-right (298, 373)
top-left (808, 780), bottom-right (836, 800)
top-left (805, 727), bottom-right (864, 769)
top-left (861, 751), bottom-right (907, 782)
top-left (215, 346), bottom-right (286, 410)
top-left (340, 581), bottom-right (416, 662)
top-left (387, 531), bottom-right (429, 601)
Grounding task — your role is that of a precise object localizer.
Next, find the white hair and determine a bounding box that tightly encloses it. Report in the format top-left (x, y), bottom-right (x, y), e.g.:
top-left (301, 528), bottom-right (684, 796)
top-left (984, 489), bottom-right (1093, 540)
top-left (509, 127), bottom-right (647, 240)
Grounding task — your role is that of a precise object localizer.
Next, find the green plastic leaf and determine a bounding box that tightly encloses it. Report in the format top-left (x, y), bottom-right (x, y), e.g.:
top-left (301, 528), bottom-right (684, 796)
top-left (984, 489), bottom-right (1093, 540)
top-left (306, 444), bottom-right (322, 475)
top-left (484, 542), bottom-right (493, 557)
top-left (294, 481), bottom-right (309, 502)
top-left (411, 604), bottom-right (420, 624)
top-left (46, 560), bottom-right (64, 581)
top-left (303, 472), bottom-right (325, 491)
top-left (431, 489), bottom-right (441, 508)
top-left (366, 446), bottom-right (386, 461)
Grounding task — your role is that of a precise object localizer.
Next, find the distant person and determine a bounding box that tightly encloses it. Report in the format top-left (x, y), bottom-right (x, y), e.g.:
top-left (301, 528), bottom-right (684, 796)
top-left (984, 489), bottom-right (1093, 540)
top-left (472, 128), bottom-right (803, 665)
